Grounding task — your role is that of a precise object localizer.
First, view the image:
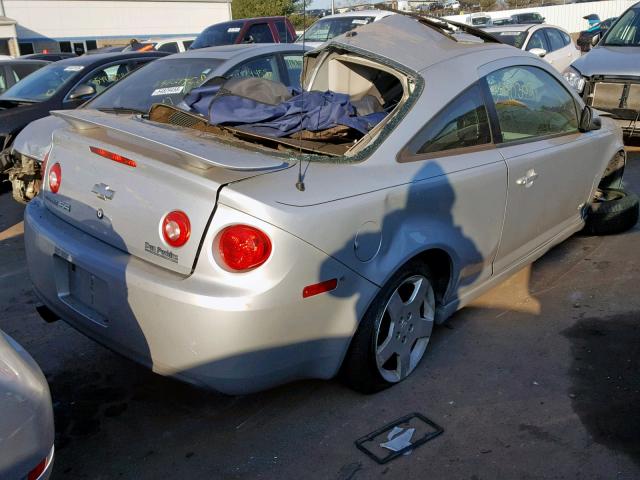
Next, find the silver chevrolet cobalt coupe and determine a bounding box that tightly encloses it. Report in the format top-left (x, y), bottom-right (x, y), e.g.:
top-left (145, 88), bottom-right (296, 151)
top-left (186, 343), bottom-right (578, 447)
top-left (25, 14), bottom-right (636, 394)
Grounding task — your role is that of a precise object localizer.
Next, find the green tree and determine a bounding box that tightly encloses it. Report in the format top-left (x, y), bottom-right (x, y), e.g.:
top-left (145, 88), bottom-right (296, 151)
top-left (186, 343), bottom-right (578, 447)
top-left (231, 0), bottom-right (308, 19)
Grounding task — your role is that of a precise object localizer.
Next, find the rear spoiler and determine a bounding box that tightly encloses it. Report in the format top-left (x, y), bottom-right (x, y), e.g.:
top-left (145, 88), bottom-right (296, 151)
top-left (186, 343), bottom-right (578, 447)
top-left (51, 109), bottom-right (289, 171)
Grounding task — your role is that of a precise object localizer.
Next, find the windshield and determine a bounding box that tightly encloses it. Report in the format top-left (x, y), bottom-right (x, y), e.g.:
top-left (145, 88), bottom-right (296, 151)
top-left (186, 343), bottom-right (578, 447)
top-left (603, 7), bottom-right (640, 46)
top-left (87, 58), bottom-right (222, 112)
top-left (190, 21), bottom-right (244, 49)
top-left (490, 31), bottom-right (527, 48)
top-left (296, 16), bottom-right (375, 43)
top-left (471, 17), bottom-right (490, 26)
top-left (0, 63), bottom-right (83, 101)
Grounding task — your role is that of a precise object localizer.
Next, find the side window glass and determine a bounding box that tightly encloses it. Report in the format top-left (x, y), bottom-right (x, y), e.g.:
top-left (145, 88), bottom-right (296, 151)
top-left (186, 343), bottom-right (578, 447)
top-left (526, 30), bottom-right (547, 51)
top-left (486, 66), bottom-right (578, 143)
top-left (158, 42), bottom-right (179, 53)
top-left (82, 63), bottom-right (130, 94)
top-left (283, 54), bottom-right (303, 90)
top-left (413, 84), bottom-right (492, 155)
top-left (183, 40), bottom-right (193, 49)
top-left (546, 29), bottom-right (565, 52)
top-left (0, 70), bottom-right (7, 93)
top-left (560, 31), bottom-right (571, 46)
top-left (227, 55), bottom-right (281, 83)
top-left (244, 23), bottom-right (274, 43)
top-left (275, 20), bottom-right (291, 42)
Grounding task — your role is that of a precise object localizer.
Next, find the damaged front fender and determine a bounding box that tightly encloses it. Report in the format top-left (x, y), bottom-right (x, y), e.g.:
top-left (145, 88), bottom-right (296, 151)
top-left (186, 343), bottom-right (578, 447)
top-left (6, 151), bottom-right (42, 204)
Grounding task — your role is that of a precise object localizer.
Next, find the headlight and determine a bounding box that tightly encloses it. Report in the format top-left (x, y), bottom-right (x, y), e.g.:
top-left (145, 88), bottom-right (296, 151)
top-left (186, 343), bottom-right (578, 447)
top-left (563, 67), bottom-right (586, 94)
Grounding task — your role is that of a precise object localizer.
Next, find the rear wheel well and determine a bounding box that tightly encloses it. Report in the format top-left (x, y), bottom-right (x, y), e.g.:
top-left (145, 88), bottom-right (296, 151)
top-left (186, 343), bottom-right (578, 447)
top-left (411, 249), bottom-right (452, 306)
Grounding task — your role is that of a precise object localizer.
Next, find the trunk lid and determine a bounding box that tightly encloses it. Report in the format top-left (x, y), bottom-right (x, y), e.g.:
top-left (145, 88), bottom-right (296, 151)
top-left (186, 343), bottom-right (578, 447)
top-left (44, 109), bottom-right (289, 275)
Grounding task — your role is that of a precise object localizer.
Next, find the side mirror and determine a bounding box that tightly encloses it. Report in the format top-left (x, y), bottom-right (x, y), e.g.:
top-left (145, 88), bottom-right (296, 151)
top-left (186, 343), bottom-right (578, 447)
top-left (591, 34), bottom-right (600, 46)
top-left (68, 84), bottom-right (96, 100)
top-left (579, 106), bottom-right (601, 132)
top-left (242, 35), bottom-right (255, 44)
top-left (529, 48), bottom-right (547, 58)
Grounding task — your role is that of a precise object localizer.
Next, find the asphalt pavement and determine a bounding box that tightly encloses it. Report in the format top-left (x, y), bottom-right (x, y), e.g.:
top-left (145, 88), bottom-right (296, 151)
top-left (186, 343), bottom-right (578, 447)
top-left (1, 152), bottom-right (639, 480)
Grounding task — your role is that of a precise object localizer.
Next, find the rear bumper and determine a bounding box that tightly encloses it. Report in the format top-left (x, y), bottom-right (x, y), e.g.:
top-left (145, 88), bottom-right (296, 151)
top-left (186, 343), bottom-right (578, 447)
top-left (25, 198), bottom-right (377, 394)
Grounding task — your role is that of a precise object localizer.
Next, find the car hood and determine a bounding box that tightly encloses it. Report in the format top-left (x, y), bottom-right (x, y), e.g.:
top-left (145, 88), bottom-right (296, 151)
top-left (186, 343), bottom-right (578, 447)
top-left (13, 115), bottom-right (65, 161)
top-left (0, 331), bottom-right (54, 479)
top-left (572, 46), bottom-right (640, 77)
top-left (0, 100), bottom-right (50, 138)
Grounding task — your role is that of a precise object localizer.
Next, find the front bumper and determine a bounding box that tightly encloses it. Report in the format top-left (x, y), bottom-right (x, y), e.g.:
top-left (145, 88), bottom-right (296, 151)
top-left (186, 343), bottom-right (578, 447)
top-left (25, 198), bottom-right (377, 394)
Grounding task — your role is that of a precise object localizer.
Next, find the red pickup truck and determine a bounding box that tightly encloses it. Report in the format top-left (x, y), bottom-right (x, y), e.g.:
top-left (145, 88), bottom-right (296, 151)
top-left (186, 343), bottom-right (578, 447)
top-left (190, 16), bottom-right (297, 49)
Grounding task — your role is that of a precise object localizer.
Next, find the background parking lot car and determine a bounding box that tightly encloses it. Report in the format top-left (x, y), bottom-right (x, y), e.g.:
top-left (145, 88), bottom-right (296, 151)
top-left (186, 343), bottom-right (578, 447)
top-left (485, 23), bottom-right (580, 72)
top-left (294, 9), bottom-right (394, 48)
top-left (0, 51), bottom-right (167, 203)
top-left (190, 16), bottom-right (297, 49)
top-left (0, 329), bottom-right (54, 480)
top-left (0, 59), bottom-right (48, 94)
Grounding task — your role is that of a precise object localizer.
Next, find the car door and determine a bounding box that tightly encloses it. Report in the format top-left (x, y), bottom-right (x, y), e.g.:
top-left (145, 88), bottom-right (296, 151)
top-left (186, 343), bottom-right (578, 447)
top-left (63, 60), bottom-right (150, 108)
top-left (544, 28), bottom-right (573, 71)
top-left (525, 28), bottom-right (551, 60)
top-left (481, 63), bottom-right (610, 273)
top-left (400, 82), bottom-right (507, 298)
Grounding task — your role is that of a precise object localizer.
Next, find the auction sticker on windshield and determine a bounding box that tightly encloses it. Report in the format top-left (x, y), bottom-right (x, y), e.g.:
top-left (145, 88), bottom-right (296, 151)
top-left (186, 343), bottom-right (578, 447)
top-left (64, 66), bottom-right (84, 72)
top-left (151, 86), bottom-right (184, 96)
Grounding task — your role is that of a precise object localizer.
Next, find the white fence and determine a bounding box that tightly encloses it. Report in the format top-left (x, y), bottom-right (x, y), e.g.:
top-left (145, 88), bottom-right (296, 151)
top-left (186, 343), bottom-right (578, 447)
top-left (445, 0), bottom-right (636, 33)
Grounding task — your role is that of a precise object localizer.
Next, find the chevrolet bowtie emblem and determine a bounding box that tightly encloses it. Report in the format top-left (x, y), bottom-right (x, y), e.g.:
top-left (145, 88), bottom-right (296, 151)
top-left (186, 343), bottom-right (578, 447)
top-left (92, 183), bottom-right (115, 201)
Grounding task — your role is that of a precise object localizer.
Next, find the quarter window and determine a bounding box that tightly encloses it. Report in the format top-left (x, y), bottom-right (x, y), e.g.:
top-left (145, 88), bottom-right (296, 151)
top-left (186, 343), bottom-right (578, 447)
top-left (486, 66), bottom-right (578, 143)
top-left (413, 84), bottom-right (492, 155)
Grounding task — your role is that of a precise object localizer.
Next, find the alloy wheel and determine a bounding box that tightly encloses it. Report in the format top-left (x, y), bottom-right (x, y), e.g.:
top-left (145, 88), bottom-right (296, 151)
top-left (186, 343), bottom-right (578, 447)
top-left (374, 274), bottom-right (435, 383)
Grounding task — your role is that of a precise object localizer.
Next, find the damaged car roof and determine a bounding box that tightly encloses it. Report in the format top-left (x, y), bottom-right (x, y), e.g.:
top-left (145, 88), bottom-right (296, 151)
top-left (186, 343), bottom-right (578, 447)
top-left (322, 14), bottom-right (514, 72)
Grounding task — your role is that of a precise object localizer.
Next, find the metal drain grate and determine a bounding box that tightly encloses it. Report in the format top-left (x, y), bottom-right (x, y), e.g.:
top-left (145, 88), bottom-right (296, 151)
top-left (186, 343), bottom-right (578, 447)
top-left (168, 111), bottom-right (201, 128)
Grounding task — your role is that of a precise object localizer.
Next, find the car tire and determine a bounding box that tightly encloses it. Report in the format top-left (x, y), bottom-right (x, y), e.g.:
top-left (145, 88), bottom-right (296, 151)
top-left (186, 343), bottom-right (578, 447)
top-left (342, 262), bottom-right (436, 393)
top-left (583, 188), bottom-right (639, 236)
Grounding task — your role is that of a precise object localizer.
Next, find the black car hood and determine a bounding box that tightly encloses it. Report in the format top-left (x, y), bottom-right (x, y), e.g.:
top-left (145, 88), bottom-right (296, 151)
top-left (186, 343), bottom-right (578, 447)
top-left (0, 100), bottom-right (52, 139)
top-left (572, 46), bottom-right (640, 78)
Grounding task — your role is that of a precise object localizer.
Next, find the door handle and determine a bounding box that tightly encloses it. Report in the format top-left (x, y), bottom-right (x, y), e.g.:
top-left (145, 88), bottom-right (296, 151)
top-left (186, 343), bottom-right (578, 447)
top-left (516, 169), bottom-right (538, 188)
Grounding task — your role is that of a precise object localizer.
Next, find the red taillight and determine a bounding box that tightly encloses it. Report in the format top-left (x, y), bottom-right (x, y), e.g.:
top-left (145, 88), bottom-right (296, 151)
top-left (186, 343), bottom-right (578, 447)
top-left (90, 146), bottom-right (137, 168)
top-left (48, 162), bottom-right (61, 193)
top-left (27, 457), bottom-right (47, 480)
top-left (218, 225), bottom-right (272, 271)
top-left (161, 210), bottom-right (191, 247)
top-left (303, 278), bottom-right (338, 298)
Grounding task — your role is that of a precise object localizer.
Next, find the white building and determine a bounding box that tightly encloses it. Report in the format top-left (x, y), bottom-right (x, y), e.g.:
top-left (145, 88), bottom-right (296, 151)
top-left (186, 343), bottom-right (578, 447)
top-left (0, 0), bottom-right (231, 56)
